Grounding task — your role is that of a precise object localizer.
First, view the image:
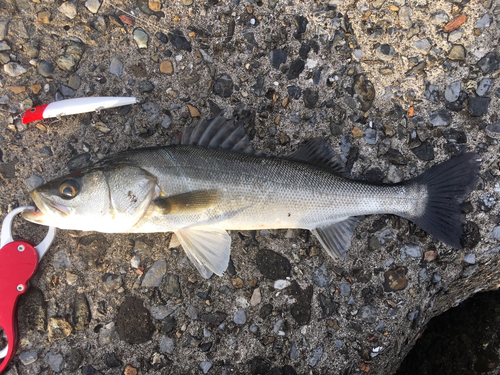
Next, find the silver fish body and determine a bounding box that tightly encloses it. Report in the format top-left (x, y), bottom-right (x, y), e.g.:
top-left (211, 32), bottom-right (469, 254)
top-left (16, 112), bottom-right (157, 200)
top-left (24, 114), bottom-right (480, 278)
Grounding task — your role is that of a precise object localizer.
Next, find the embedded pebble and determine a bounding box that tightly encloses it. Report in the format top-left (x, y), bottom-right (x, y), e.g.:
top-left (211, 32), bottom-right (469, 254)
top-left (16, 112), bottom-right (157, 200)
top-left (360, 305), bottom-right (378, 324)
top-left (168, 29), bottom-right (192, 51)
top-left (0, 20), bottom-right (8, 40)
top-left (233, 309), bottom-right (246, 325)
top-left (152, 305), bottom-right (174, 319)
top-left (185, 305), bottom-right (198, 320)
top-left (53, 249), bottom-right (71, 269)
top-left (413, 39), bottom-right (431, 53)
top-left (213, 74), bottom-right (233, 97)
top-left (133, 28), bottom-right (149, 48)
top-left (448, 30), bottom-right (463, 43)
top-left (109, 57), bottom-right (123, 78)
top-left (59, 2), bottom-right (77, 19)
top-left (475, 14), bottom-right (491, 28)
top-left (464, 254), bottom-right (476, 264)
top-left (142, 259), bottom-right (166, 287)
top-left (468, 97), bottom-right (490, 116)
top-left (491, 226), bottom-right (500, 240)
top-left (429, 109), bottom-right (451, 126)
top-left (200, 362), bottom-right (213, 374)
top-left (250, 288), bottom-right (261, 306)
top-left (85, 0), bottom-right (101, 13)
top-left (160, 336), bottom-right (175, 354)
top-left (448, 44), bottom-right (466, 60)
top-left (19, 351), bottom-right (38, 365)
top-left (476, 78), bottom-right (493, 97)
top-left (4, 62), bottom-right (27, 77)
top-left (274, 279), bottom-right (291, 289)
top-left (445, 81), bottom-right (460, 102)
top-left (339, 283), bottom-right (351, 297)
top-left (401, 244), bottom-right (421, 259)
top-left (477, 52), bottom-right (499, 74)
top-left (44, 352), bottom-right (63, 372)
top-left (309, 347), bottom-right (323, 367)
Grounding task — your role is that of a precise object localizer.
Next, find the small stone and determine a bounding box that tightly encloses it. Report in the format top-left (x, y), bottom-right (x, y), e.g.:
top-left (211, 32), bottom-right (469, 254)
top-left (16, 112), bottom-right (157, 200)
top-left (364, 128), bottom-right (378, 145)
top-left (187, 105), bottom-right (200, 117)
top-left (270, 49), bottom-right (287, 70)
top-left (213, 74), bottom-right (233, 97)
top-left (0, 20), bottom-right (8, 40)
top-left (160, 336), bottom-right (175, 354)
top-left (408, 310), bottom-right (419, 321)
top-left (234, 309), bottom-right (247, 325)
top-left (464, 253), bottom-right (476, 264)
top-left (186, 305), bottom-right (198, 320)
top-left (303, 88), bottom-right (318, 108)
top-left (104, 352), bottom-right (122, 368)
top-left (250, 288), bottom-right (261, 306)
top-left (287, 59), bottom-right (305, 80)
top-left (255, 249), bottom-right (291, 280)
top-left (68, 74), bottom-right (81, 90)
top-left (468, 97), bottom-right (490, 116)
top-left (109, 58), bottom-right (123, 78)
top-left (73, 293), bottom-right (90, 330)
top-left (142, 259), bottom-right (167, 287)
top-left (37, 10), bottom-right (51, 23)
top-left (101, 274), bottom-right (122, 293)
top-left (478, 194), bottom-right (496, 212)
top-left (124, 365), bottom-right (137, 375)
top-left (168, 29), bottom-right (191, 51)
top-left (360, 305), bottom-right (378, 324)
top-left (448, 44), bottom-right (466, 60)
top-left (411, 141), bottom-right (434, 161)
top-left (340, 283), bottom-right (351, 296)
top-left (200, 362), bottom-right (213, 374)
top-left (160, 60), bottom-right (173, 75)
top-left (48, 317), bottom-right (73, 342)
top-left (19, 351), bottom-right (38, 365)
top-left (164, 273), bottom-right (182, 298)
top-left (475, 14), bottom-right (490, 28)
top-left (401, 244), bottom-right (421, 259)
top-left (4, 62), bottom-right (27, 77)
top-left (151, 305), bottom-right (173, 319)
top-left (448, 30), bottom-right (463, 43)
top-left (45, 352), bottom-right (63, 372)
top-left (399, 6), bottom-right (412, 26)
top-left (59, 2), bottom-right (77, 19)
top-left (430, 10), bottom-right (449, 24)
top-left (139, 81), bottom-right (154, 93)
top-left (413, 38), bottom-right (431, 53)
top-left (429, 109), bottom-right (452, 126)
top-left (375, 44), bottom-right (396, 61)
top-left (445, 81), bottom-right (461, 102)
top-left (24, 175), bottom-right (44, 191)
top-left (477, 52), bottom-right (499, 74)
top-left (82, 365), bottom-right (101, 375)
top-left (309, 347), bottom-right (323, 367)
top-left (60, 84), bottom-right (76, 98)
top-left (133, 28), bottom-right (148, 48)
top-left (161, 115), bottom-right (172, 129)
top-left (85, 0), bottom-right (101, 13)
top-left (445, 14), bottom-right (467, 32)
top-left (425, 84), bottom-right (439, 103)
top-left (353, 74), bottom-right (375, 111)
top-left (476, 78), bottom-right (493, 97)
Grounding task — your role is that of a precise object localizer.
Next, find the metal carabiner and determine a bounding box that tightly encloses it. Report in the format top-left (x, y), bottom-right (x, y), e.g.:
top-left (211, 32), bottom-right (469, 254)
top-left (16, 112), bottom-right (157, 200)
top-left (0, 206), bottom-right (56, 372)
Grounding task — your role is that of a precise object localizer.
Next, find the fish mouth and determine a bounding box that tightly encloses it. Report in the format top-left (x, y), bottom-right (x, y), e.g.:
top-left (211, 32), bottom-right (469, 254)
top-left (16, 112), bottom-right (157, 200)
top-left (22, 191), bottom-right (70, 224)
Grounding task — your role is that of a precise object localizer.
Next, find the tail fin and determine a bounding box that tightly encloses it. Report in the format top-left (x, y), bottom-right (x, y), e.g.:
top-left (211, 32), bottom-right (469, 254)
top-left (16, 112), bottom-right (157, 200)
top-left (404, 152), bottom-right (480, 249)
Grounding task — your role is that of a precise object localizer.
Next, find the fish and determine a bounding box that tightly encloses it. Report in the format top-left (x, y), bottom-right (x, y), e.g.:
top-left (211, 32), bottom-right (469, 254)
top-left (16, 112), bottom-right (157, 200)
top-left (23, 113), bottom-right (481, 278)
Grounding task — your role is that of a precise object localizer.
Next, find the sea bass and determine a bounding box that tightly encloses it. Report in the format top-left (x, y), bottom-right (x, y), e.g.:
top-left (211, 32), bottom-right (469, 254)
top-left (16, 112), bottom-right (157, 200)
top-left (23, 114), bottom-right (481, 278)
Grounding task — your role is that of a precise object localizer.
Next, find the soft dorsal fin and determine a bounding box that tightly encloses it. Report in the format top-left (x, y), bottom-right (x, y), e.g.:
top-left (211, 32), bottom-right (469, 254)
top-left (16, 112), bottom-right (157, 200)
top-left (172, 112), bottom-right (263, 156)
top-left (311, 216), bottom-right (362, 260)
top-left (175, 226), bottom-right (231, 278)
top-left (153, 190), bottom-right (221, 214)
top-left (288, 138), bottom-right (348, 176)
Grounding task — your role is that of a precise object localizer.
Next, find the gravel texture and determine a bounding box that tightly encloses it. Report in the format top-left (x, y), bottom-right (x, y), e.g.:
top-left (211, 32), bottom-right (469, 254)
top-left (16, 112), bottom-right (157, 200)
top-left (0, 0), bottom-right (500, 374)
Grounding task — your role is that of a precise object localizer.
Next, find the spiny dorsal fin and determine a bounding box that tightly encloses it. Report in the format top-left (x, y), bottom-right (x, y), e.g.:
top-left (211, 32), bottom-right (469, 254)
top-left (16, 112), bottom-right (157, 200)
top-left (288, 138), bottom-right (348, 176)
top-left (311, 216), bottom-right (362, 260)
top-left (153, 190), bottom-right (221, 214)
top-left (172, 112), bottom-right (263, 156)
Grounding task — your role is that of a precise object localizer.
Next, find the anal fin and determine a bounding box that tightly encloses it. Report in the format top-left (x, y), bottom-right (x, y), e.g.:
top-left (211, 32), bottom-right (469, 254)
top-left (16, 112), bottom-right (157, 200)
top-left (311, 216), bottom-right (362, 260)
top-left (175, 227), bottom-right (231, 278)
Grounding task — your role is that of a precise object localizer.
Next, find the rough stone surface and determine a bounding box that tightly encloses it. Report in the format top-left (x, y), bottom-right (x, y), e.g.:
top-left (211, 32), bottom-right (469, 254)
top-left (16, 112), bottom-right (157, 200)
top-left (2, 1), bottom-right (500, 374)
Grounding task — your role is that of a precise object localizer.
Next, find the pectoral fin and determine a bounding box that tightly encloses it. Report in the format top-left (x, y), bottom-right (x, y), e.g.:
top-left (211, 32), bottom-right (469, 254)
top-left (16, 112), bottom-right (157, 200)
top-left (154, 190), bottom-right (221, 214)
top-left (311, 216), bottom-right (362, 260)
top-left (175, 227), bottom-right (231, 278)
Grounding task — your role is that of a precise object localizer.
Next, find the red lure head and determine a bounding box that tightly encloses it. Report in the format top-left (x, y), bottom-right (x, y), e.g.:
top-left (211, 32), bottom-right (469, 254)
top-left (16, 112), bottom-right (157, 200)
top-left (21, 104), bottom-right (49, 124)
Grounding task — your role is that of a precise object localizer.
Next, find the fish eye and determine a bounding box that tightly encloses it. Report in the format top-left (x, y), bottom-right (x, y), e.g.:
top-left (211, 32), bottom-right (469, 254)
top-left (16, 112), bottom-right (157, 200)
top-left (59, 179), bottom-right (79, 198)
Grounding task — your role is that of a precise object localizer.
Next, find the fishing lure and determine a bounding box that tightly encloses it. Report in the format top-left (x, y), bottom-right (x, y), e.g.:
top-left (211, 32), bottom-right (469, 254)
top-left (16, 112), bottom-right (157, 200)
top-left (22, 97), bottom-right (137, 124)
